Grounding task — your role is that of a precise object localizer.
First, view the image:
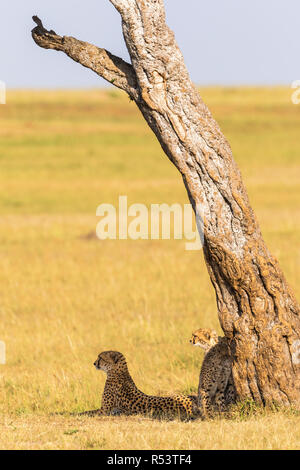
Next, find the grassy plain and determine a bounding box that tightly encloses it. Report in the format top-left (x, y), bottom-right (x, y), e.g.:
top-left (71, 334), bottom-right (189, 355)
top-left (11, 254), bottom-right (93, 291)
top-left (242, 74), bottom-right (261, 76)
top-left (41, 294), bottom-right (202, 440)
top-left (0, 87), bottom-right (299, 449)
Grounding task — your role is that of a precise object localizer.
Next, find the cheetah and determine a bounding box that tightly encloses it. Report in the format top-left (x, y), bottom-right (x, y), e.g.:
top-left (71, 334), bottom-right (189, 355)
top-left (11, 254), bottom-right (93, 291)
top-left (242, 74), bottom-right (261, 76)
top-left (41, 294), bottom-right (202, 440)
top-left (80, 350), bottom-right (200, 420)
top-left (190, 328), bottom-right (236, 418)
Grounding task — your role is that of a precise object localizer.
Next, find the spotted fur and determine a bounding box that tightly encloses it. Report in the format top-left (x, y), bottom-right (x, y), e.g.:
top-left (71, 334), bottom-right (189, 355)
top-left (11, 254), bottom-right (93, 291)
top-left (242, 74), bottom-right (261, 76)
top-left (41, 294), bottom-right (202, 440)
top-left (190, 328), bottom-right (236, 418)
top-left (81, 351), bottom-right (200, 420)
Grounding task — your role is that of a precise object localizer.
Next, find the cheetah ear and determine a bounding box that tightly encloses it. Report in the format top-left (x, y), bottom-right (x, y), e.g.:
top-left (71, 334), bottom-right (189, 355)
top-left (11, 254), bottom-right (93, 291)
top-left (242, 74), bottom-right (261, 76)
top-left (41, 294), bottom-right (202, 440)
top-left (110, 352), bottom-right (120, 363)
top-left (210, 330), bottom-right (218, 342)
top-left (203, 329), bottom-right (211, 340)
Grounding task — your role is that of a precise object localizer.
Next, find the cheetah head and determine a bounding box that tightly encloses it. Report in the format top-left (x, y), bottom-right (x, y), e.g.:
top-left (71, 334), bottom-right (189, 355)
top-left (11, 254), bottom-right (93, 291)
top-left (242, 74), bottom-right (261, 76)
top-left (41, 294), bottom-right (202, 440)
top-left (94, 351), bottom-right (127, 373)
top-left (190, 328), bottom-right (218, 351)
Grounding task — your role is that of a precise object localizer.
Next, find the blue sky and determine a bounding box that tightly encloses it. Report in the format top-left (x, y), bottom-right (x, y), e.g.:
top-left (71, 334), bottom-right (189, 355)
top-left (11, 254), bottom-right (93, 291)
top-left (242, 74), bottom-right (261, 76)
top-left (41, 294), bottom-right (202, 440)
top-left (1, 0), bottom-right (299, 88)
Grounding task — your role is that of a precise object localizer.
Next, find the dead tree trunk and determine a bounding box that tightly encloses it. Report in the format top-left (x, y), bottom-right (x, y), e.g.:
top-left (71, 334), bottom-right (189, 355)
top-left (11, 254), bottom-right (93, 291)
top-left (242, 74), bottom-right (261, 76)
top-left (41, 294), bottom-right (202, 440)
top-left (31, 0), bottom-right (300, 407)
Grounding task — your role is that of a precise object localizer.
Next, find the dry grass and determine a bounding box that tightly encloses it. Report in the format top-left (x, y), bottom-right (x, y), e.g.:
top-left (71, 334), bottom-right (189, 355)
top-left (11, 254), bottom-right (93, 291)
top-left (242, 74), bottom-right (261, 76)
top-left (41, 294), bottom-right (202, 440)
top-left (1, 411), bottom-right (299, 450)
top-left (0, 88), bottom-right (299, 449)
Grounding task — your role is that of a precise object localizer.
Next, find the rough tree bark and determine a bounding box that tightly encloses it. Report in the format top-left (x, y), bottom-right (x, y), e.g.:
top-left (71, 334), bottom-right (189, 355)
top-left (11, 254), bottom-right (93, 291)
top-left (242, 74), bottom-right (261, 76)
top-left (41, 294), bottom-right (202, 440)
top-left (31, 1), bottom-right (300, 407)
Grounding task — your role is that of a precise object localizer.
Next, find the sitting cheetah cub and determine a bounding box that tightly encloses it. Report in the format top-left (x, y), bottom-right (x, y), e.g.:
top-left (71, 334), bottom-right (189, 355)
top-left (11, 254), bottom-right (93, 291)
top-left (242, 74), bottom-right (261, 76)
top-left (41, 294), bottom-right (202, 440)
top-left (80, 350), bottom-right (200, 420)
top-left (190, 328), bottom-right (236, 418)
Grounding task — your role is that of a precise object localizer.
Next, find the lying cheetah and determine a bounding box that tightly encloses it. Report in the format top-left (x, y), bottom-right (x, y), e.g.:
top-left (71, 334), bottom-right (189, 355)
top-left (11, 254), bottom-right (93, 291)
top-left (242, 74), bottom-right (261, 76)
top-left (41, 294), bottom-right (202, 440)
top-left (190, 328), bottom-right (236, 418)
top-left (80, 350), bottom-right (200, 420)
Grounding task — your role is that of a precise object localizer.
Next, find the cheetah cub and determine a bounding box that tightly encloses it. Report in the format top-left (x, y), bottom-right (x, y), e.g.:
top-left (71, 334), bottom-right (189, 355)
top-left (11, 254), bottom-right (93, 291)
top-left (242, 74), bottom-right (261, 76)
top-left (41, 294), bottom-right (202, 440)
top-left (190, 328), bottom-right (236, 418)
top-left (80, 351), bottom-right (200, 420)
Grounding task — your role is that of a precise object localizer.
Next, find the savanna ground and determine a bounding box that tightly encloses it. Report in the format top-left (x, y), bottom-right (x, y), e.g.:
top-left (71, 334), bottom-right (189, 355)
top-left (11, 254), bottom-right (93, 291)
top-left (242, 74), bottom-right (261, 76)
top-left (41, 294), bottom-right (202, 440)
top-left (0, 87), bottom-right (299, 450)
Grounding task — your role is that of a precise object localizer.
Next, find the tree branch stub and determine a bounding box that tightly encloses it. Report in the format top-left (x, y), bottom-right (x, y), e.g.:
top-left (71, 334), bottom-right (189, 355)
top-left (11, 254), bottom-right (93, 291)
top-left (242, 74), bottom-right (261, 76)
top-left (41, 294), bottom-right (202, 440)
top-left (31, 16), bottom-right (139, 100)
